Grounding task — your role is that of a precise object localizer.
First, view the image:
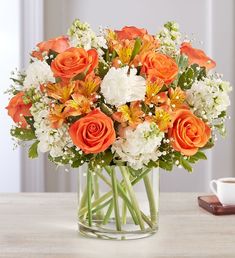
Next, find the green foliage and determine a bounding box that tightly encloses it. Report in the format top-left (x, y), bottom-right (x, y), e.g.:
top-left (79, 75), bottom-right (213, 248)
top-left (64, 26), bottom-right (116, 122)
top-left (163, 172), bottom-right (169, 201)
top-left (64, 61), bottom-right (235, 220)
top-left (178, 67), bottom-right (194, 90)
top-left (159, 159), bottom-right (173, 171)
top-left (97, 61), bottom-right (109, 79)
top-left (72, 72), bottom-right (86, 81)
top-left (46, 49), bottom-right (59, 65)
top-left (89, 150), bottom-right (114, 169)
top-left (177, 54), bottom-right (188, 71)
top-left (99, 102), bottom-right (113, 116)
top-left (24, 116), bottom-right (35, 130)
top-left (214, 124), bottom-right (226, 137)
top-left (130, 38), bottom-right (142, 61)
top-left (11, 127), bottom-right (36, 141)
top-left (202, 138), bottom-right (215, 150)
top-left (28, 141), bottom-right (39, 159)
top-left (178, 64), bottom-right (207, 90)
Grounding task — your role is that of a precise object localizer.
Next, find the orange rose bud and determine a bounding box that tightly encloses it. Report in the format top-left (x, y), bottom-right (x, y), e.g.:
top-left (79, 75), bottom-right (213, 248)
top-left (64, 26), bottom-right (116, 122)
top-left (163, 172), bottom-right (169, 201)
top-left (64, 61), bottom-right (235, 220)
top-left (32, 36), bottom-right (70, 60)
top-left (115, 26), bottom-right (147, 40)
top-left (51, 47), bottom-right (98, 80)
top-left (168, 109), bottom-right (211, 156)
top-left (69, 109), bottom-right (116, 154)
top-left (180, 42), bottom-right (216, 70)
top-left (141, 52), bottom-right (178, 85)
top-left (6, 92), bottom-right (32, 128)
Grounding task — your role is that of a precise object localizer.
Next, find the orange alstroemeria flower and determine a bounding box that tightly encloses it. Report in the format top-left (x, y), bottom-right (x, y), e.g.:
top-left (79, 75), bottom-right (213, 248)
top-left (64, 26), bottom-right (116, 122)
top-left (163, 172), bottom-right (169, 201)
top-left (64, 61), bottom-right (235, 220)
top-left (6, 92), bottom-right (32, 128)
top-left (180, 42), bottom-right (216, 70)
top-left (112, 101), bottom-right (144, 128)
top-left (32, 36), bottom-right (70, 60)
top-left (64, 93), bottom-right (92, 117)
top-left (168, 87), bottom-right (187, 110)
top-left (146, 107), bottom-right (172, 132)
top-left (168, 109), bottom-right (211, 156)
top-left (74, 73), bottom-right (101, 99)
top-left (141, 52), bottom-right (178, 85)
top-left (145, 76), bottom-right (164, 105)
top-left (139, 34), bottom-right (159, 55)
top-left (45, 81), bottom-right (76, 103)
top-left (113, 39), bottom-right (135, 64)
top-left (51, 47), bottom-right (98, 81)
top-left (48, 104), bottom-right (66, 129)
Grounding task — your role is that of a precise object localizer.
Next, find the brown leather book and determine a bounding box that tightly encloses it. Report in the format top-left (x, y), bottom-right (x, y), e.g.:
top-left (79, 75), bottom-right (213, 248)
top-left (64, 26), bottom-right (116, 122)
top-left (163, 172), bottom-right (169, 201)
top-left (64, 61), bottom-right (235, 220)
top-left (198, 195), bottom-right (235, 215)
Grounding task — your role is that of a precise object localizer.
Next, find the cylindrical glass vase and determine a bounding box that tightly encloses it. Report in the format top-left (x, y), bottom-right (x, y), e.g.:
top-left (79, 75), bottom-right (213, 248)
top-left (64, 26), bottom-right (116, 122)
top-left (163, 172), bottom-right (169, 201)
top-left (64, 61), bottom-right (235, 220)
top-left (77, 165), bottom-right (159, 240)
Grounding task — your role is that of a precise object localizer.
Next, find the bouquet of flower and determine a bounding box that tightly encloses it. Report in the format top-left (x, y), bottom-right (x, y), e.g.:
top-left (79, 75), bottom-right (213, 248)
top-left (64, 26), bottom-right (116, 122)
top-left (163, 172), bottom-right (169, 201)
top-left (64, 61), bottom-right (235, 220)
top-left (5, 20), bottom-right (232, 239)
top-left (6, 20), bottom-right (231, 172)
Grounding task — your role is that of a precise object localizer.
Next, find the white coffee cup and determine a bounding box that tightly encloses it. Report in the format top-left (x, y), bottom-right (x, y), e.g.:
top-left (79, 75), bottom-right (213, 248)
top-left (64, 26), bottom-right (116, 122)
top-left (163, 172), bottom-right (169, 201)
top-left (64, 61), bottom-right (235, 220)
top-left (210, 177), bottom-right (235, 206)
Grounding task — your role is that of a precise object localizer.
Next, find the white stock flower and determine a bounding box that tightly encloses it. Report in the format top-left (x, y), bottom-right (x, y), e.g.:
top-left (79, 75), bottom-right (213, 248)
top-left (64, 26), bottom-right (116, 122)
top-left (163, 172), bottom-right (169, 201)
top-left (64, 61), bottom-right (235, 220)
top-left (23, 60), bottom-right (55, 89)
top-left (100, 67), bottom-right (146, 107)
top-left (156, 21), bottom-right (181, 56)
top-left (186, 76), bottom-right (231, 123)
top-left (30, 98), bottom-right (72, 158)
top-left (68, 19), bottom-right (107, 56)
top-left (112, 122), bottom-right (164, 169)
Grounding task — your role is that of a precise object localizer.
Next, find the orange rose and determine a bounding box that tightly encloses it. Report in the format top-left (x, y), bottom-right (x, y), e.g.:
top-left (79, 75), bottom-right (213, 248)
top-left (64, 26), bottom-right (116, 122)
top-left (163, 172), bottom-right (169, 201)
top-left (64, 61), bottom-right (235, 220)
top-left (32, 36), bottom-right (70, 60)
top-left (51, 47), bottom-right (98, 80)
top-left (69, 109), bottom-right (116, 154)
top-left (6, 92), bottom-right (32, 128)
top-left (180, 42), bottom-right (216, 70)
top-left (141, 52), bottom-right (178, 85)
top-left (168, 109), bottom-right (211, 156)
top-left (115, 26), bottom-right (147, 40)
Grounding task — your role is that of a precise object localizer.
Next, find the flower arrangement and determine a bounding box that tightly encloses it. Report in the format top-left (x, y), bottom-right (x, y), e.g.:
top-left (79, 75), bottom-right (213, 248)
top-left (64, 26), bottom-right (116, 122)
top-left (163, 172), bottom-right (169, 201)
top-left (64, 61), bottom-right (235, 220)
top-left (5, 20), bottom-right (232, 239)
top-left (6, 20), bottom-right (231, 172)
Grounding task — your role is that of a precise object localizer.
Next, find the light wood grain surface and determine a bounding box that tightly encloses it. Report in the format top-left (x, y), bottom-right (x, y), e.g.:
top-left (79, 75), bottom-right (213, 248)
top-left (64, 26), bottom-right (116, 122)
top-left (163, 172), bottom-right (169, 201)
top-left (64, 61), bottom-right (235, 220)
top-left (0, 193), bottom-right (234, 258)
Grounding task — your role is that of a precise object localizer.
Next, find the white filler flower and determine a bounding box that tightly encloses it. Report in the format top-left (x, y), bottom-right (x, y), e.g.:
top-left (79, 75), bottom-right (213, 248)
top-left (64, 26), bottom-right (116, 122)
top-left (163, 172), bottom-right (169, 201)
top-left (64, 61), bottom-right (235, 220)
top-left (186, 76), bottom-right (231, 123)
top-left (101, 66), bottom-right (146, 107)
top-left (112, 122), bottom-right (164, 169)
top-left (30, 98), bottom-right (72, 158)
top-left (23, 60), bottom-right (55, 89)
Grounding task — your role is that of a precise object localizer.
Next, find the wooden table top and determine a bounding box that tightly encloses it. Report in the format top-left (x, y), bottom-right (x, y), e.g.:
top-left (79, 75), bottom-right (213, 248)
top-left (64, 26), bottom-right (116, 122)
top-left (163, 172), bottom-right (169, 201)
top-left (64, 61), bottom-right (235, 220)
top-left (0, 193), bottom-right (234, 258)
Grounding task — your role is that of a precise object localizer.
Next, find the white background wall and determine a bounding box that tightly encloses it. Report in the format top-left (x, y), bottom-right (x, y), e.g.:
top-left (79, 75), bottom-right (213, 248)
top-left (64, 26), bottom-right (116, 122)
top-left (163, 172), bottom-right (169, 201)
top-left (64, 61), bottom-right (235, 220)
top-left (1, 0), bottom-right (235, 192)
top-left (0, 0), bottom-right (21, 192)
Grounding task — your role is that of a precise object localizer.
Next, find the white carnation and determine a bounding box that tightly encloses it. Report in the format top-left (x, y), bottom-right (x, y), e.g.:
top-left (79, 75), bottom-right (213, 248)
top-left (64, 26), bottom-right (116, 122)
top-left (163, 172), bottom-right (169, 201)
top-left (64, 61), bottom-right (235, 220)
top-left (23, 60), bottom-right (55, 89)
top-left (186, 76), bottom-right (231, 123)
top-left (30, 98), bottom-right (72, 158)
top-left (100, 67), bottom-right (146, 107)
top-left (112, 122), bottom-right (164, 169)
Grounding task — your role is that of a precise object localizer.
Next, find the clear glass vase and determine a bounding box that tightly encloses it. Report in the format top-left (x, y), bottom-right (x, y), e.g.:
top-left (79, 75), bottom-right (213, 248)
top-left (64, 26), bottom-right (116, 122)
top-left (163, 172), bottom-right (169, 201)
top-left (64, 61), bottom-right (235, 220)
top-left (77, 165), bottom-right (159, 240)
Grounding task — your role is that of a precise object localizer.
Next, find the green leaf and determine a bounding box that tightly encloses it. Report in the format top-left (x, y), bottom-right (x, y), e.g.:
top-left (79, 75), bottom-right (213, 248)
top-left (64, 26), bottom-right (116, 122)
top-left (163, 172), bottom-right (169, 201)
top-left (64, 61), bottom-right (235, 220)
top-left (180, 158), bottom-right (193, 172)
top-left (28, 141), bottom-right (39, 159)
top-left (102, 150), bottom-right (113, 165)
top-left (193, 151), bottom-right (207, 160)
top-left (159, 159), bottom-right (173, 171)
top-left (130, 38), bottom-right (142, 61)
top-left (99, 102), bottom-right (113, 116)
top-left (72, 72), bottom-right (86, 81)
top-left (146, 160), bottom-right (158, 169)
top-left (177, 54), bottom-right (188, 71)
top-left (11, 127), bottom-right (36, 141)
top-left (202, 138), bottom-right (214, 150)
top-left (97, 61), bottom-right (109, 79)
top-left (71, 159), bottom-right (84, 168)
top-left (24, 116), bottom-right (35, 130)
top-left (178, 67), bottom-right (194, 90)
top-left (190, 64), bottom-right (206, 80)
top-left (215, 123), bottom-right (226, 137)
top-left (46, 49), bottom-right (59, 65)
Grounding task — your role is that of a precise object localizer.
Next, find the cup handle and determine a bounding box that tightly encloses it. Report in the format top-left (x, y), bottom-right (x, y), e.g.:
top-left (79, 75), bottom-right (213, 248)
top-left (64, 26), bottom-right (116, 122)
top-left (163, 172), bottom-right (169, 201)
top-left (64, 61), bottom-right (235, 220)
top-left (210, 180), bottom-right (218, 195)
